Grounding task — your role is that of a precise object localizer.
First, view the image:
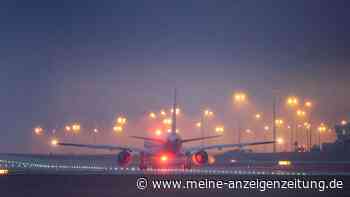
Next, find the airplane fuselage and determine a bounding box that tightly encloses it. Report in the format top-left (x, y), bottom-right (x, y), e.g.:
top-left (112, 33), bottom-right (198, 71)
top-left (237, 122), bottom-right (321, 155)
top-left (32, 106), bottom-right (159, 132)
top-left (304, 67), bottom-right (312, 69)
top-left (164, 133), bottom-right (182, 153)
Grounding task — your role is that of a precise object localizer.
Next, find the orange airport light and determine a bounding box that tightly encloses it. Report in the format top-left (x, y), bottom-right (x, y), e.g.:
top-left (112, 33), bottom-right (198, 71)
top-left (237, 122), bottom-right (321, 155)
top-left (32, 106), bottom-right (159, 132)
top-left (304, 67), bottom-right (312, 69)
top-left (255, 113), bottom-right (262, 120)
top-left (113, 126), bottom-right (123, 133)
top-left (341, 120), bottom-right (347, 126)
top-left (215, 126), bottom-right (224, 133)
top-left (51, 139), bottom-right (58, 146)
top-left (233, 92), bottom-right (247, 104)
top-left (65, 125), bottom-right (71, 132)
top-left (278, 160), bottom-right (291, 166)
top-left (155, 129), bottom-right (162, 136)
top-left (0, 169), bottom-right (9, 175)
top-left (160, 110), bottom-right (167, 116)
top-left (34, 127), bottom-right (43, 135)
top-left (286, 96), bottom-right (299, 106)
top-left (163, 118), bottom-right (172, 125)
top-left (149, 112), bottom-right (156, 119)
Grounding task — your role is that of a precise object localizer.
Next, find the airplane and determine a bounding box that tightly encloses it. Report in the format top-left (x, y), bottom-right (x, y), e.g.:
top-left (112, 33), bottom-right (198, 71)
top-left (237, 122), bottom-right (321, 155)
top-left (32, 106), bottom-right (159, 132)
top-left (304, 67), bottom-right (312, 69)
top-left (55, 90), bottom-right (275, 169)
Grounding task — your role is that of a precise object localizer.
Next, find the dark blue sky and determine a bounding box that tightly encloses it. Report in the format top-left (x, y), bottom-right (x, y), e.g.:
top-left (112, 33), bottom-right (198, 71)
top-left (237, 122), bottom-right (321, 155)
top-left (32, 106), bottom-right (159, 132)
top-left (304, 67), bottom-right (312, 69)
top-left (1, 0), bottom-right (349, 152)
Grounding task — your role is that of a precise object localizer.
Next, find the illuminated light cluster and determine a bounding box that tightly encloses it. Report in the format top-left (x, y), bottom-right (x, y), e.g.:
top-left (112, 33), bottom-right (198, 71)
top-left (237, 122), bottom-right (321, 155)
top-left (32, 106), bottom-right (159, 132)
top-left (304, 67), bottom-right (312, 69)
top-left (117, 117), bottom-right (127, 125)
top-left (167, 129), bottom-right (171, 133)
top-left (163, 118), bottom-right (172, 125)
top-left (318, 123), bottom-right (327, 133)
top-left (149, 112), bottom-right (156, 119)
top-left (215, 126), bottom-right (224, 133)
top-left (93, 128), bottom-right (99, 133)
top-left (0, 169), bottom-right (9, 175)
top-left (196, 122), bottom-right (201, 128)
top-left (233, 92), bottom-right (247, 104)
top-left (303, 122), bottom-right (311, 129)
top-left (175, 129), bottom-right (180, 133)
top-left (286, 96), bottom-right (299, 106)
top-left (72, 123), bottom-right (81, 133)
top-left (170, 108), bottom-right (181, 115)
top-left (204, 109), bottom-right (214, 117)
top-left (34, 127), bottom-right (43, 135)
top-left (278, 160), bottom-right (291, 166)
top-left (296, 109), bottom-right (306, 117)
top-left (305, 101), bottom-right (312, 108)
top-left (51, 139), bottom-right (58, 146)
top-left (275, 119), bottom-right (284, 126)
top-left (264, 125), bottom-right (270, 131)
top-left (113, 126), bottom-right (123, 133)
top-left (114, 116), bottom-right (127, 133)
top-left (245, 129), bottom-right (252, 133)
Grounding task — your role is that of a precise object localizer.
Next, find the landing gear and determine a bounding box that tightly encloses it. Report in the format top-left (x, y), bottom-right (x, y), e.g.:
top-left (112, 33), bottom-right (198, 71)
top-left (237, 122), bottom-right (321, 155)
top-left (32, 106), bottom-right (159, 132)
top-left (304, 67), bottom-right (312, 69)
top-left (139, 163), bottom-right (147, 170)
top-left (184, 157), bottom-right (192, 169)
top-left (139, 152), bottom-right (147, 170)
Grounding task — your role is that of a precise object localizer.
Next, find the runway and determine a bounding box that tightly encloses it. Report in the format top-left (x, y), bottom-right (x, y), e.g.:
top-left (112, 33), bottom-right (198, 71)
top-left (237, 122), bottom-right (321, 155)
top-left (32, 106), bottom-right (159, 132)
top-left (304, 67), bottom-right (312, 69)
top-left (0, 153), bottom-right (338, 176)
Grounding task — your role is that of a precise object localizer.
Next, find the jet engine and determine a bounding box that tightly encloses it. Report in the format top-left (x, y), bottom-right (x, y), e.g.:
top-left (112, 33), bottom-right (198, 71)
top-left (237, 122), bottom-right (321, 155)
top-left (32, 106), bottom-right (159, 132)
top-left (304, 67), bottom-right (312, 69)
top-left (117, 150), bottom-right (132, 166)
top-left (192, 151), bottom-right (208, 166)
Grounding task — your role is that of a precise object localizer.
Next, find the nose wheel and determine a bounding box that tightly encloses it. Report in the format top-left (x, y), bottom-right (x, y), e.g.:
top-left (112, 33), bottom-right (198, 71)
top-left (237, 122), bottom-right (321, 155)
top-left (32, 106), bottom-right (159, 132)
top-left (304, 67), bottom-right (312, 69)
top-left (139, 152), bottom-right (147, 170)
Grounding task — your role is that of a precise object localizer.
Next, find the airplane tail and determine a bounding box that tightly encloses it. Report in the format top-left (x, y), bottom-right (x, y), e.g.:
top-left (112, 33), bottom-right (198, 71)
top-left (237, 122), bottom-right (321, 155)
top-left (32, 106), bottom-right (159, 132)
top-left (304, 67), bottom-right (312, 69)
top-left (171, 88), bottom-right (177, 134)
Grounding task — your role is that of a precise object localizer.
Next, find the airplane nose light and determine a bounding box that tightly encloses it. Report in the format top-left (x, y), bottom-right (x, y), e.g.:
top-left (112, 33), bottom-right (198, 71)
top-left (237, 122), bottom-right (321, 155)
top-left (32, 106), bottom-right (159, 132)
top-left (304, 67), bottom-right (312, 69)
top-left (160, 155), bottom-right (168, 162)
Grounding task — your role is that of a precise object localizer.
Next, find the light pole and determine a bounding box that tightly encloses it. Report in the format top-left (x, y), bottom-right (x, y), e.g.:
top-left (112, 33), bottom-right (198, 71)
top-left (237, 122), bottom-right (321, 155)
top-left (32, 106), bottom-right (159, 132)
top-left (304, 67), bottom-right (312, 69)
top-left (318, 123), bottom-right (326, 150)
top-left (233, 92), bottom-right (247, 144)
top-left (272, 94), bottom-right (277, 153)
top-left (304, 101), bottom-right (313, 151)
top-left (286, 96), bottom-right (299, 151)
top-left (93, 128), bottom-right (98, 144)
top-left (296, 109), bottom-right (306, 151)
top-left (201, 109), bottom-right (214, 146)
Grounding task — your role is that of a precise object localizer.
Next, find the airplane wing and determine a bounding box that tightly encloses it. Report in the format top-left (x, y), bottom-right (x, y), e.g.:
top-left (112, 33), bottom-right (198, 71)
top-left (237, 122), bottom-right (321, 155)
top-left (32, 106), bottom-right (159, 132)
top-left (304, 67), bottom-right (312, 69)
top-left (184, 141), bottom-right (275, 154)
top-left (129, 136), bottom-right (166, 144)
top-left (57, 142), bottom-right (145, 153)
top-left (181, 135), bottom-right (222, 143)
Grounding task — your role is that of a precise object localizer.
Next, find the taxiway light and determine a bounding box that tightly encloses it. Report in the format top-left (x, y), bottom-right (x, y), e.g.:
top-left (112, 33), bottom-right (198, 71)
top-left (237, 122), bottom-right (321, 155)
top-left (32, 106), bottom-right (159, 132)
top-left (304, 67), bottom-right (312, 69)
top-left (0, 169), bottom-right (8, 175)
top-left (160, 110), bottom-right (167, 116)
